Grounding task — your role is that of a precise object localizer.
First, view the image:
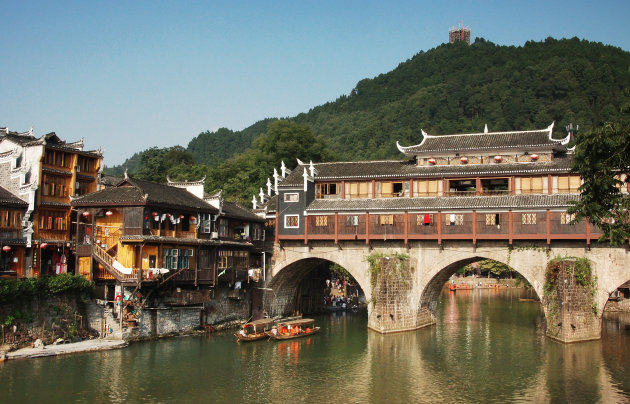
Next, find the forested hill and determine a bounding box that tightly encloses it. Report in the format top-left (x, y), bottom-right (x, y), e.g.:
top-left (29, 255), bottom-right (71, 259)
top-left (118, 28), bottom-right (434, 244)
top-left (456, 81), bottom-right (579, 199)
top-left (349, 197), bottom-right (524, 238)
top-left (291, 37), bottom-right (630, 161)
top-left (105, 37), bottom-right (630, 202)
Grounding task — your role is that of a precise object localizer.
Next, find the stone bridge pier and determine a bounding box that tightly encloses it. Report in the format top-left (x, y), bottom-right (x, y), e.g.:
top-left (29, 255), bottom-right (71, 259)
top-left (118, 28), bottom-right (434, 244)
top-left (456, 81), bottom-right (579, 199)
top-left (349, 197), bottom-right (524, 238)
top-left (263, 240), bottom-right (630, 343)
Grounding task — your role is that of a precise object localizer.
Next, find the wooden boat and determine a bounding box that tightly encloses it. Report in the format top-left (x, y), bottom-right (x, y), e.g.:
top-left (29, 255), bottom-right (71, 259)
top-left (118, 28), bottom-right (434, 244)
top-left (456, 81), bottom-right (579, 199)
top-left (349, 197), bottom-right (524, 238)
top-left (235, 318), bottom-right (275, 342)
top-left (449, 283), bottom-right (472, 291)
top-left (267, 318), bottom-right (320, 340)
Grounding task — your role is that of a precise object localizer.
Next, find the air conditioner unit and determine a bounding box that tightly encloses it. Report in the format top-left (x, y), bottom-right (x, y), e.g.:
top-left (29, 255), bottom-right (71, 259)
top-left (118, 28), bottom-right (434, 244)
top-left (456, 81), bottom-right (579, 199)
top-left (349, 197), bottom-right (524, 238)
top-left (211, 231), bottom-right (219, 239)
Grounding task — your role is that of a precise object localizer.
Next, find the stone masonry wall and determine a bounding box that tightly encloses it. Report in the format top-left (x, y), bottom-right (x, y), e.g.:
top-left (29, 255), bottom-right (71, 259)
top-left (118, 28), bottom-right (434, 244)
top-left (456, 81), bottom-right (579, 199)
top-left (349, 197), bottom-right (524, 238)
top-left (367, 257), bottom-right (419, 333)
top-left (545, 260), bottom-right (601, 343)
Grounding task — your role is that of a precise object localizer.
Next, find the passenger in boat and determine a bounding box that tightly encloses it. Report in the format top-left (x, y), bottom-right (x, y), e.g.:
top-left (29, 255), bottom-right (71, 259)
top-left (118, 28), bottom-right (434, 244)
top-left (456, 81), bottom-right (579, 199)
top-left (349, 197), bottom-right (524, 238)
top-left (305, 327), bottom-right (311, 333)
top-left (240, 329), bottom-right (247, 337)
top-left (271, 328), bottom-right (278, 336)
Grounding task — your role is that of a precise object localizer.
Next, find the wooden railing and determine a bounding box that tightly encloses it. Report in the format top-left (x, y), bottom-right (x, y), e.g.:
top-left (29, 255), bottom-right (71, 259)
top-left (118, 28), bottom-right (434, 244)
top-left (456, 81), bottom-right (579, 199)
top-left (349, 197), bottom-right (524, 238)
top-left (283, 211), bottom-right (603, 245)
top-left (92, 244), bottom-right (136, 282)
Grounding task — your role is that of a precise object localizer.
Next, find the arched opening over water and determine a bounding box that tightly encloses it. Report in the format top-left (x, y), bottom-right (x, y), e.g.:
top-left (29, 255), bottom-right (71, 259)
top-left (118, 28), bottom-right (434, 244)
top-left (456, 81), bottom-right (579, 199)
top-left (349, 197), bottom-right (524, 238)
top-left (263, 257), bottom-right (367, 318)
top-left (418, 256), bottom-right (541, 326)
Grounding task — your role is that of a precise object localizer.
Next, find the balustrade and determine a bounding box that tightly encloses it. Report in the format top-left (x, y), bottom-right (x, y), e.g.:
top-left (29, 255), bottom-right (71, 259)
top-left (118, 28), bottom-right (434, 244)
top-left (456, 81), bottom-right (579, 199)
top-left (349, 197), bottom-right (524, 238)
top-left (284, 210), bottom-right (601, 243)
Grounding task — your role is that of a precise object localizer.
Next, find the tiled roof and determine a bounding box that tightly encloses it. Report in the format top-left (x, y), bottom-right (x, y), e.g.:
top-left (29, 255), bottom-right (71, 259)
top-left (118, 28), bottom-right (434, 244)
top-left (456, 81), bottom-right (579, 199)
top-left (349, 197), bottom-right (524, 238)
top-left (0, 131), bottom-right (102, 157)
top-left (0, 186), bottom-right (27, 208)
top-left (305, 193), bottom-right (579, 212)
top-left (119, 235), bottom-right (256, 248)
top-left (279, 156), bottom-right (574, 186)
top-left (221, 201), bottom-right (264, 222)
top-left (73, 177), bottom-right (218, 212)
top-left (397, 124), bottom-right (568, 156)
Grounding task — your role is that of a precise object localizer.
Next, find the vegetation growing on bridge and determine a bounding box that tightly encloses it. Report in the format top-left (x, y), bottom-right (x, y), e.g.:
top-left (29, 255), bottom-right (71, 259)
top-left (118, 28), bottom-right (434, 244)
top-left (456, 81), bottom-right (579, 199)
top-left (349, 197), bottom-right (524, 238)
top-left (543, 257), bottom-right (598, 327)
top-left (366, 252), bottom-right (411, 306)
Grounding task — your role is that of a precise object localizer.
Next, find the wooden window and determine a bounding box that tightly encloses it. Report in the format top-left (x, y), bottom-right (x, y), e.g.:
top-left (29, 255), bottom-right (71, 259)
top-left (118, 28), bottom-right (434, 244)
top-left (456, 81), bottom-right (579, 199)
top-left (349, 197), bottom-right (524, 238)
top-left (416, 214), bottom-right (433, 225)
top-left (315, 216), bottom-right (328, 226)
top-left (521, 177), bottom-right (544, 194)
top-left (284, 193), bottom-right (299, 202)
top-left (521, 213), bottom-right (537, 225)
top-left (560, 212), bottom-right (576, 224)
top-left (251, 224), bottom-right (261, 240)
top-left (485, 214), bottom-right (500, 225)
top-left (557, 176), bottom-right (581, 193)
top-left (345, 182), bottom-right (370, 198)
top-left (414, 180), bottom-right (439, 197)
top-left (346, 215), bottom-right (359, 226)
top-left (378, 182), bottom-right (407, 198)
top-left (379, 215), bottom-right (394, 225)
top-left (445, 214), bottom-right (464, 226)
top-left (285, 215), bottom-right (299, 228)
top-left (219, 219), bottom-right (229, 237)
top-left (315, 183), bottom-right (341, 199)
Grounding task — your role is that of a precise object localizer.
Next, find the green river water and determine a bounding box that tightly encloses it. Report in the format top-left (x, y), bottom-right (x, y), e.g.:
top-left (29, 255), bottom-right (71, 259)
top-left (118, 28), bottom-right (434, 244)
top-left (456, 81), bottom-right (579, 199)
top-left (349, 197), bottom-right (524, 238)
top-left (1, 288), bottom-right (629, 403)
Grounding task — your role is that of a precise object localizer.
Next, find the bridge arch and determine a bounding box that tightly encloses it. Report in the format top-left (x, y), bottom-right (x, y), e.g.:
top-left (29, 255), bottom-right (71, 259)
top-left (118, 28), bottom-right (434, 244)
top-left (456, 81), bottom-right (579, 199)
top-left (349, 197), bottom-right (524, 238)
top-left (264, 241), bottom-right (630, 341)
top-left (264, 250), bottom-right (370, 317)
top-left (416, 254), bottom-right (546, 328)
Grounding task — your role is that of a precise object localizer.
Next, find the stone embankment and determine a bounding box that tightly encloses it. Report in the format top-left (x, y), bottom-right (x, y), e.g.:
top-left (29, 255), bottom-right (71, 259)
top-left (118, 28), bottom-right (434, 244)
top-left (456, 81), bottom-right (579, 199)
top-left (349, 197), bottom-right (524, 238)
top-left (2, 339), bottom-right (127, 361)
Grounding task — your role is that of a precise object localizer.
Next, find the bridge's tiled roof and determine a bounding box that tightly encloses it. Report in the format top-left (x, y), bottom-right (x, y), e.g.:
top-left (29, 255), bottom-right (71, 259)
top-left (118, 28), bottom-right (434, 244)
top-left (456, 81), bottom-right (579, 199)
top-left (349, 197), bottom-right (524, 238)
top-left (397, 124), bottom-right (568, 157)
top-left (278, 156), bottom-right (574, 187)
top-left (305, 193), bottom-right (579, 212)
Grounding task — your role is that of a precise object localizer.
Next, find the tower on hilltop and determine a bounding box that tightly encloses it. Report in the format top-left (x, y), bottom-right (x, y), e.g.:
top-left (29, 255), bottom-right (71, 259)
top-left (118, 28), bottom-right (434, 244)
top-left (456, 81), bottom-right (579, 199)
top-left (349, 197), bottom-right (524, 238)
top-left (449, 21), bottom-right (470, 44)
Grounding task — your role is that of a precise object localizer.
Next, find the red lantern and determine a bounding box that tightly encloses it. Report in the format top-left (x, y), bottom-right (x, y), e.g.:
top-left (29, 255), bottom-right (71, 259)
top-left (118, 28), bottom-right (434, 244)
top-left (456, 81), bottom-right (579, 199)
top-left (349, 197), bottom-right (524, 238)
top-left (105, 210), bottom-right (113, 216)
top-left (82, 211), bottom-right (90, 217)
top-left (40, 243), bottom-right (48, 249)
top-left (2, 246), bottom-right (11, 252)
top-left (428, 158), bottom-right (436, 165)
top-left (531, 154), bottom-right (539, 161)
top-left (460, 157), bottom-right (468, 164)
top-left (179, 215), bottom-right (184, 219)
top-left (494, 155), bottom-right (502, 162)
top-left (190, 216), bottom-right (196, 221)
top-left (166, 213), bottom-right (171, 218)
top-left (152, 212), bottom-right (158, 217)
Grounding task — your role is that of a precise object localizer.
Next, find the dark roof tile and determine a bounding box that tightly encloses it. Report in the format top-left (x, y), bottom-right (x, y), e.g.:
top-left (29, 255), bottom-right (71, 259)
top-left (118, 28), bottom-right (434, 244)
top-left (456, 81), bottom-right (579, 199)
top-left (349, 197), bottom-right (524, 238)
top-left (306, 194), bottom-right (579, 212)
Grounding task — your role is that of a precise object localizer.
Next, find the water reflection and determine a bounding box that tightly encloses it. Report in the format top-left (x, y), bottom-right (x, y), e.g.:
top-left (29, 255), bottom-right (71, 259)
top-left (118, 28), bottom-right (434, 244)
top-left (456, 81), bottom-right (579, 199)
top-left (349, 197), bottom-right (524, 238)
top-left (1, 289), bottom-right (629, 403)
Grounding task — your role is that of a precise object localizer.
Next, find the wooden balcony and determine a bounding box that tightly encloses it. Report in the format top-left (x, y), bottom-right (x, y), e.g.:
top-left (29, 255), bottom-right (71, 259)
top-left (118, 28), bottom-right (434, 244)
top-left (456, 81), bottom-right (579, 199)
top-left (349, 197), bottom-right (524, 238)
top-left (282, 211), bottom-right (603, 245)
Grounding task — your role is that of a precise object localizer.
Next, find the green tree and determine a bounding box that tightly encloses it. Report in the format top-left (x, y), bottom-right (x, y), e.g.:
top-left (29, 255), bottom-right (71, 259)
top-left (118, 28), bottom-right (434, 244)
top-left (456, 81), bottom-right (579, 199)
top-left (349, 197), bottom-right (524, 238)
top-left (569, 121), bottom-right (630, 244)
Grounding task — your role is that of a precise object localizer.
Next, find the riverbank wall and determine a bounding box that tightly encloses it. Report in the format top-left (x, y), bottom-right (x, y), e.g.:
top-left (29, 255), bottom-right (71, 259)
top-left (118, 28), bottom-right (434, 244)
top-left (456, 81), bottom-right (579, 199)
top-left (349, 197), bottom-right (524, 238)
top-left (86, 286), bottom-right (253, 340)
top-left (0, 294), bottom-right (93, 351)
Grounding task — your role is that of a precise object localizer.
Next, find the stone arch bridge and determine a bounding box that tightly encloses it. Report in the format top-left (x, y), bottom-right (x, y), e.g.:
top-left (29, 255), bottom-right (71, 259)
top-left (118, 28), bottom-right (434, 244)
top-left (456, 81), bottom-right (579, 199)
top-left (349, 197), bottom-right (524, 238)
top-left (263, 240), bottom-right (630, 342)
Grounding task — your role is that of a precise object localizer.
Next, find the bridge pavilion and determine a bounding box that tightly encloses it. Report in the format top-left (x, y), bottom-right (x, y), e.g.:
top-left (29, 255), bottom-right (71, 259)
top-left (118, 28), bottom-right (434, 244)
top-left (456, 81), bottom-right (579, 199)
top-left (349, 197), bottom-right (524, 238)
top-left (255, 123), bottom-right (630, 342)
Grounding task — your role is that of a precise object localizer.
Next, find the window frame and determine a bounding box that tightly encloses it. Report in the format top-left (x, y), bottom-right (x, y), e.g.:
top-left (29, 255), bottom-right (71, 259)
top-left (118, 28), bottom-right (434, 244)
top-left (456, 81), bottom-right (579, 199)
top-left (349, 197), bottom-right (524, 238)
top-left (284, 215), bottom-right (299, 228)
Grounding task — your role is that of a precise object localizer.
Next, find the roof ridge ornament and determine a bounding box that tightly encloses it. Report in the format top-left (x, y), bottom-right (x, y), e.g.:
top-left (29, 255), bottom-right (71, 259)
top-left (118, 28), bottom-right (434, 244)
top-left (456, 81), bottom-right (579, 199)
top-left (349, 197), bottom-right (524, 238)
top-left (309, 161), bottom-right (317, 177)
top-left (396, 128), bottom-right (430, 153)
top-left (302, 167), bottom-right (312, 191)
top-left (273, 168), bottom-right (279, 193)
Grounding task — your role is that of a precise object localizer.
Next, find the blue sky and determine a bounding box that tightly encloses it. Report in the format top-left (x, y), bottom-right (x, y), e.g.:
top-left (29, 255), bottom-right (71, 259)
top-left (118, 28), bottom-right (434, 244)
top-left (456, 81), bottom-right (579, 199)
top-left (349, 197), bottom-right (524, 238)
top-left (2, 1), bottom-right (629, 166)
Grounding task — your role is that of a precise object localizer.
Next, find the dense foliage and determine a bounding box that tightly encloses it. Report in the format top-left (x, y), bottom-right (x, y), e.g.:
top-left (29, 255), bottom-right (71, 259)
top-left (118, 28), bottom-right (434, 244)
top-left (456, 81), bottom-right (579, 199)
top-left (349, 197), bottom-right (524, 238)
top-left (459, 259), bottom-right (514, 278)
top-left (105, 37), bottom-right (630, 202)
top-left (0, 274), bottom-right (95, 304)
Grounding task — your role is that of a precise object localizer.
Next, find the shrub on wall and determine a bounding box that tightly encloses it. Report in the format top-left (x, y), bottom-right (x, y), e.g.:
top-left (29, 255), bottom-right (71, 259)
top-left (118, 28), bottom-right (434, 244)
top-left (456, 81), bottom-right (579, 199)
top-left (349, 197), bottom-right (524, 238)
top-left (0, 274), bottom-right (94, 303)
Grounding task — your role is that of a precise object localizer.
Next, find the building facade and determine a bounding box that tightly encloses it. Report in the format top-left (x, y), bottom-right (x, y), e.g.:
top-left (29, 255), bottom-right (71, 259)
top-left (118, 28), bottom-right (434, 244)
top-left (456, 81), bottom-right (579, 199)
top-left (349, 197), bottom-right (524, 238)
top-left (0, 128), bottom-right (102, 277)
top-left (71, 175), bottom-right (266, 306)
top-left (260, 123), bottom-right (604, 246)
